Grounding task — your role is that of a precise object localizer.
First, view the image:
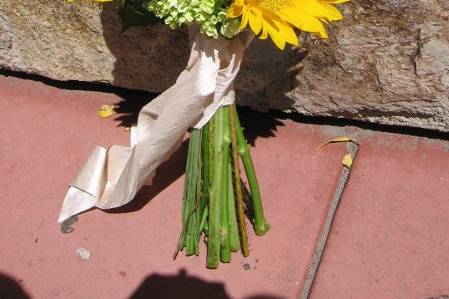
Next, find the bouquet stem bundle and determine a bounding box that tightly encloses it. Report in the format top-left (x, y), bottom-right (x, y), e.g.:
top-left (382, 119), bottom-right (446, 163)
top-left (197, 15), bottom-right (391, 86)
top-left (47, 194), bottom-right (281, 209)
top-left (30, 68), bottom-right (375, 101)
top-left (175, 104), bottom-right (270, 269)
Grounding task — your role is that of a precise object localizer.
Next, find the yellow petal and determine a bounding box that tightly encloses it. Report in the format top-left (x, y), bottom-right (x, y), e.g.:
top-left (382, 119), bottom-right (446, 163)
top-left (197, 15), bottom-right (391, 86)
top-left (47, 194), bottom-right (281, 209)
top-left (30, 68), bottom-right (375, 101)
top-left (324, 0), bottom-right (350, 4)
top-left (227, 4), bottom-right (243, 18)
top-left (317, 136), bottom-right (357, 149)
top-left (281, 9), bottom-right (328, 38)
top-left (248, 9), bottom-right (263, 34)
top-left (239, 8), bottom-right (250, 31)
top-left (98, 105), bottom-right (117, 118)
top-left (259, 26), bottom-right (269, 39)
top-left (295, 0), bottom-right (341, 19)
top-left (318, 3), bottom-right (344, 20)
top-left (342, 153), bottom-right (353, 168)
top-left (266, 22), bottom-right (286, 49)
top-left (279, 21), bottom-right (299, 46)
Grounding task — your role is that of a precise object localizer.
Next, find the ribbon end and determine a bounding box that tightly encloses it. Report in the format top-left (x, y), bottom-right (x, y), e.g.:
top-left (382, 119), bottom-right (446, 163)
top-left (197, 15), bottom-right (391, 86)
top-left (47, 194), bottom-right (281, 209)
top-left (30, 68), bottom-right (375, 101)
top-left (58, 186), bottom-right (97, 223)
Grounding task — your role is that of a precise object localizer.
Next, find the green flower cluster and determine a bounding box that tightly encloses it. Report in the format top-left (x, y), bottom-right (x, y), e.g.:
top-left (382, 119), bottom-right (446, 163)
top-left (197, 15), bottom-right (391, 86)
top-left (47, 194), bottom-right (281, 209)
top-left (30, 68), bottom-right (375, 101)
top-left (118, 0), bottom-right (240, 38)
top-left (146, 0), bottom-right (229, 38)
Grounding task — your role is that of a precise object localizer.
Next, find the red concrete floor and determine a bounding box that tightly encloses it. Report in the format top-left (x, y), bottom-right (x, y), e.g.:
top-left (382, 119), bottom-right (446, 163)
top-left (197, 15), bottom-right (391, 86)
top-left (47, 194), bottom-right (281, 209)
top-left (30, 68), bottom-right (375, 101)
top-left (309, 133), bottom-right (449, 298)
top-left (0, 73), bottom-right (448, 299)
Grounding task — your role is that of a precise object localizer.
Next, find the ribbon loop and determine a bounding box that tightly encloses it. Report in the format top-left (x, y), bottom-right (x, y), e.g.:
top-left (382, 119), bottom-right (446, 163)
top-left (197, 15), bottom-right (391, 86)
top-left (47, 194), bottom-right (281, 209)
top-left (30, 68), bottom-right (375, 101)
top-left (58, 28), bottom-right (253, 223)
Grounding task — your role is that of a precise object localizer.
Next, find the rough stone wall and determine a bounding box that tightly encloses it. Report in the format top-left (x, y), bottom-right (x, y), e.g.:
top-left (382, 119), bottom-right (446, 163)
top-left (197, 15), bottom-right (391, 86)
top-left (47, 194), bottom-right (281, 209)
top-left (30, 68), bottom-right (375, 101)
top-left (267, 0), bottom-right (449, 131)
top-left (0, 1), bottom-right (189, 91)
top-left (1, 0), bottom-right (448, 131)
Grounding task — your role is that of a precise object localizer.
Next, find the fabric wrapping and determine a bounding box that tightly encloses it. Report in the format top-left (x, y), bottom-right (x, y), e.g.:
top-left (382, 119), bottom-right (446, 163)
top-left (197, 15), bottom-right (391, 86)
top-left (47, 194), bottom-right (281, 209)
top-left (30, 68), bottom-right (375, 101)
top-left (58, 27), bottom-right (253, 223)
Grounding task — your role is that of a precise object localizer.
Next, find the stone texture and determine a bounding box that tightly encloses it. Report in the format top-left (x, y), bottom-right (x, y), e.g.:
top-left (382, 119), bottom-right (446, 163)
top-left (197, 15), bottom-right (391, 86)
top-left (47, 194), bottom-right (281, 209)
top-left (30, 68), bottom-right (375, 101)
top-left (0, 0), bottom-right (448, 131)
top-left (0, 1), bottom-right (189, 91)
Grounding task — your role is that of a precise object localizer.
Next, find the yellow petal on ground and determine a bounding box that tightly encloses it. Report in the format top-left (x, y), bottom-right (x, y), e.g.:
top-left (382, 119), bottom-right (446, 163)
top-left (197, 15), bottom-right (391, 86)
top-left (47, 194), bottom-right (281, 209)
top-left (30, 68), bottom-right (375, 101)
top-left (342, 153), bottom-right (353, 168)
top-left (317, 136), bottom-right (357, 149)
top-left (98, 105), bottom-right (117, 118)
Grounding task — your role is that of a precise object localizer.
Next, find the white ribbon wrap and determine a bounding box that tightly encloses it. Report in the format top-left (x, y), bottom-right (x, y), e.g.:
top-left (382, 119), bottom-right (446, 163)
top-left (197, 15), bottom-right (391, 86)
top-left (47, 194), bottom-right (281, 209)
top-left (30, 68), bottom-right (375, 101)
top-left (58, 27), bottom-right (253, 223)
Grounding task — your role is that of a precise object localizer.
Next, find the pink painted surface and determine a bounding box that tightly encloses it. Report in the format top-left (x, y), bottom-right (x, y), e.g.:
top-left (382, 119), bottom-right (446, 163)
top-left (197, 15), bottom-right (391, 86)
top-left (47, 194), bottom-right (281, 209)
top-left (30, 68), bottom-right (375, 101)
top-left (310, 131), bottom-right (449, 299)
top-left (3, 74), bottom-right (449, 299)
top-left (0, 75), bottom-right (346, 298)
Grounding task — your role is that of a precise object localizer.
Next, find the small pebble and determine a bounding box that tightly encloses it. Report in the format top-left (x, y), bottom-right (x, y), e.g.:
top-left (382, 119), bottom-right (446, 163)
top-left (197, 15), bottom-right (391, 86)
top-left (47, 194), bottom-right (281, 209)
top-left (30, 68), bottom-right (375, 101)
top-left (76, 247), bottom-right (91, 260)
top-left (243, 263), bottom-right (251, 271)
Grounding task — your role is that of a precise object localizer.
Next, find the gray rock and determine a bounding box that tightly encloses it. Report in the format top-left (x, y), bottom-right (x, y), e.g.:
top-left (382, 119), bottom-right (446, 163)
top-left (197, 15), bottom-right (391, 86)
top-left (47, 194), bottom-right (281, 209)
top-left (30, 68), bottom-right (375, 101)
top-left (0, 0), bottom-right (448, 131)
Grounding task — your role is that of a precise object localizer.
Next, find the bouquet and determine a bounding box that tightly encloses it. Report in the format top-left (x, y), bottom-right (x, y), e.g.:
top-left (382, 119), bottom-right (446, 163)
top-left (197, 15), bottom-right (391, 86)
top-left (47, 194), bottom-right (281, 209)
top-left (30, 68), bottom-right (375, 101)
top-left (60, 0), bottom-right (347, 268)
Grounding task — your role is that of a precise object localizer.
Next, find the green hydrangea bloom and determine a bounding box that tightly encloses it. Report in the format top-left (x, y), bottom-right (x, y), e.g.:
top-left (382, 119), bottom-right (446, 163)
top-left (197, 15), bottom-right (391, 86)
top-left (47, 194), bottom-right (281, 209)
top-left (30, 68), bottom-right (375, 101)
top-left (146, 0), bottom-right (229, 38)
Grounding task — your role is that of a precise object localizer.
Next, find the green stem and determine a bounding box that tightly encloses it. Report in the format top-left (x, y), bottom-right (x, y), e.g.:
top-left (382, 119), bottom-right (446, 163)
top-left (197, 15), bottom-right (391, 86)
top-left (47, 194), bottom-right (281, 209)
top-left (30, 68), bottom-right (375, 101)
top-left (206, 109), bottom-right (224, 269)
top-left (227, 162), bottom-right (241, 252)
top-left (229, 105), bottom-right (250, 256)
top-left (187, 130), bottom-right (202, 255)
top-left (220, 106), bottom-right (231, 263)
top-left (174, 129), bottom-right (202, 259)
top-left (199, 122), bottom-right (213, 241)
top-left (181, 133), bottom-right (193, 249)
top-left (200, 124), bottom-right (209, 204)
top-left (230, 104), bottom-right (270, 236)
top-left (199, 206), bottom-right (208, 234)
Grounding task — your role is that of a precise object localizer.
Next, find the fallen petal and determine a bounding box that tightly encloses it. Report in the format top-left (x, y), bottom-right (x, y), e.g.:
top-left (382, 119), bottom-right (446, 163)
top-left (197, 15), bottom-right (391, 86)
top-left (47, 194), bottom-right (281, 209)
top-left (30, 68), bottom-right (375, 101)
top-left (98, 105), bottom-right (117, 118)
top-left (317, 136), bottom-right (357, 149)
top-left (342, 153), bottom-right (353, 168)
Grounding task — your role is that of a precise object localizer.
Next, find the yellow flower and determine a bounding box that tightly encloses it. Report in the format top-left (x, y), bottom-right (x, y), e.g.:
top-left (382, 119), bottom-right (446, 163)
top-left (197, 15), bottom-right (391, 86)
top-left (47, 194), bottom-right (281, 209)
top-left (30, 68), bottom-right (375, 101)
top-left (227, 0), bottom-right (348, 50)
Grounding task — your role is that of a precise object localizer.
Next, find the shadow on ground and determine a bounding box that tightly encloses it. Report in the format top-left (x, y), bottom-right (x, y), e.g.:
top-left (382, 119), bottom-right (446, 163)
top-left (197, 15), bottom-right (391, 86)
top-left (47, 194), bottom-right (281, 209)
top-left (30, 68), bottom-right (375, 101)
top-left (130, 269), bottom-right (285, 299)
top-left (106, 139), bottom-right (188, 214)
top-left (0, 273), bottom-right (31, 299)
top-left (0, 270), bottom-right (285, 299)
